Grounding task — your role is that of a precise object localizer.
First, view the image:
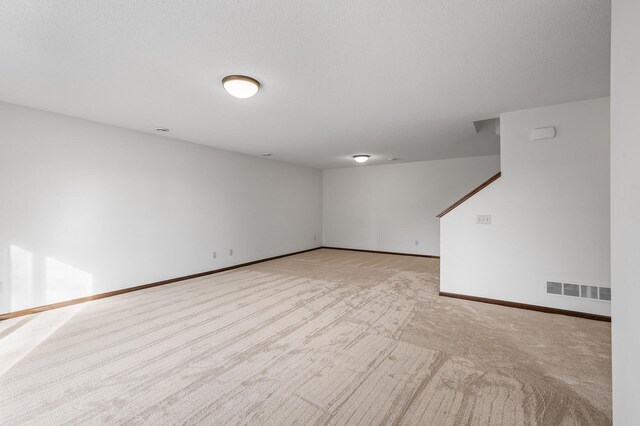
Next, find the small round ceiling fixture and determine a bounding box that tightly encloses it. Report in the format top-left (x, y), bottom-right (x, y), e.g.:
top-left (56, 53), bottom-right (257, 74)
top-left (353, 155), bottom-right (370, 163)
top-left (387, 157), bottom-right (398, 161)
top-left (155, 127), bottom-right (170, 132)
top-left (222, 75), bottom-right (260, 98)
top-left (262, 153), bottom-right (272, 157)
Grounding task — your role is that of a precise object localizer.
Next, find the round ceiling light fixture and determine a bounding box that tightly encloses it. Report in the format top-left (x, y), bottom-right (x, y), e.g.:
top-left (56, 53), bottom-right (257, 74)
top-left (222, 75), bottom-right (260, 98)
top-left (353, 155), bottom-right (370, 163)
top-left (155, 127), bottom-right (170, 132)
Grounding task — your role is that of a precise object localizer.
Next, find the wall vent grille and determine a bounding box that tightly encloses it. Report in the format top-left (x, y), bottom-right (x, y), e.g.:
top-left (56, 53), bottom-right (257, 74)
top-left (546, 281), bottom-right (562, 295)
top-left (546, 281), bottom-right (610, 302)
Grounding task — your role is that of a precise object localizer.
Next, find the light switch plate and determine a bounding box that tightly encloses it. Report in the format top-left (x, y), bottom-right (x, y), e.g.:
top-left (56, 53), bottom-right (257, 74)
top-left (476, 215), bottom-right (491, 224)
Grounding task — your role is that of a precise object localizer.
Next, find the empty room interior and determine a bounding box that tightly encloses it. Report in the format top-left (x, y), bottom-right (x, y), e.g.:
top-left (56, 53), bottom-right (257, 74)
top-left (0, 1), bottom-right (638, 425)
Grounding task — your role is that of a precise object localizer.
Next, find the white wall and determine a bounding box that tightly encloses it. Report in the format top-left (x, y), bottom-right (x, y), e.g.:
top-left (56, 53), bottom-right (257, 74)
top-left (0, 102), bottom-right (322, 315)
top-left (441, 97), bottom-right (610, 316)
top-left (322, 156), bottom-right (500, 256)
top-left (611, 0), bottom-right (640, 422)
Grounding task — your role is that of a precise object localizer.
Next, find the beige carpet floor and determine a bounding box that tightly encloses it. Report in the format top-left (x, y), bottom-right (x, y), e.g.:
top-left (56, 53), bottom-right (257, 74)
top-left (0, 248), bottom-right (611, 425)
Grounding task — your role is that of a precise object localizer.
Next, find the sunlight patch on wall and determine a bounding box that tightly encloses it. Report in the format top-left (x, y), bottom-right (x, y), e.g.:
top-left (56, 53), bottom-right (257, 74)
top-left (10, 245), bottom-right (33, 311)
top-left (45, 257), bottom-right (93, 304)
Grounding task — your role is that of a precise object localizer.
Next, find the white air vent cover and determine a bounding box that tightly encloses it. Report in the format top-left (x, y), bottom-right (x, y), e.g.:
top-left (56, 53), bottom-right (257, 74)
top-left (599, 287), bottom-right (611, 301)
top-left (580, 285), bottom-right (598, 300)
top-left (563, 283), bottom-right (580, 297)
top-left (546, 281), bottom-right (562, 295)
top-left (531, 127), bottom-right (556, 141)
top-left (546, 281), bottom-right (610, 302)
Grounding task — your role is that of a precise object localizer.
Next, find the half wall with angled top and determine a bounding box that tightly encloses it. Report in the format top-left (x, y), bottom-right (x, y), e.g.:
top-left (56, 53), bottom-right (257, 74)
top-left (440, 97), bottom-right (610, 316)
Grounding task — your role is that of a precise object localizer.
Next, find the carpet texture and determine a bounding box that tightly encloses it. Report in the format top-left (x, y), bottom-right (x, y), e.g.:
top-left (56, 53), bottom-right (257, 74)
top-left (0, 249), bottom-right (611, 425)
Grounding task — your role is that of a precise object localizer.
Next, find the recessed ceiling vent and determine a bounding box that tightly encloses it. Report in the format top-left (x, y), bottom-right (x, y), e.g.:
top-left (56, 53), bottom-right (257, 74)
top-left (473, 117), bottom-right (500, 136)
top-left (546, 281), bottom-right (610, 302)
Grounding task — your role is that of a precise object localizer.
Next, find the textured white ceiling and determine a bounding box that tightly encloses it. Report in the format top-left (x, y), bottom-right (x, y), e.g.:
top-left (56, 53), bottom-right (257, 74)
top-left (0, 1), bottom-right (610, 169)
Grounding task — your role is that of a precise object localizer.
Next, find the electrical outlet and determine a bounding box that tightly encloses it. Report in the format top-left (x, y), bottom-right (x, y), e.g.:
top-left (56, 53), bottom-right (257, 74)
top-left (476, 215), bottom-right (491, 224)
top-left (212, 251), bottom-right (216, 259)
top-left (415, 240), bottom-right (419, 246)
top-left (0, 282), bottom-right (3, 293)
top-left (229, 249), bottom-right (233, 256)
top-left (314, 235), bottom-right (317, 241)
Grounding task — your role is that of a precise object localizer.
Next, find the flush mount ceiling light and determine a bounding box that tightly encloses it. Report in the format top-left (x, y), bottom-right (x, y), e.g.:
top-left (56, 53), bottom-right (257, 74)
top-left (222, 75), bottom-right (260, 98)
top-left (353, 155), bottom-right (370, 163)
top-left (155, 127), bottom-right (169, 132)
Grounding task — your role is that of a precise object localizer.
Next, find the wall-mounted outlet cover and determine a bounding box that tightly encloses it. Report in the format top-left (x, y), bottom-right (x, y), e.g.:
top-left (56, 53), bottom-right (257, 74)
top-left (212, 251), bottom-right (216, 259)
top-left (415, 240), bottom-right (419, 246)
top-left (229, 249), bottom-right (233, 256)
